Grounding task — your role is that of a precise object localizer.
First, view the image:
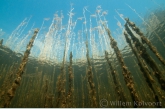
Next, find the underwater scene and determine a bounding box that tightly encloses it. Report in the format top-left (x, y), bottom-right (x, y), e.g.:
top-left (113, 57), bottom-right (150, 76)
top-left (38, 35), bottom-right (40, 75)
top-left (0, 0), bottom-right (165, 108)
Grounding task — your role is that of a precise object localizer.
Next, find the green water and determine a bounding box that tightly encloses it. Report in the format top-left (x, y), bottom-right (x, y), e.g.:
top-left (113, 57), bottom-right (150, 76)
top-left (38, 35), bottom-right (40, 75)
top-left (0, 11), bottom-right (165, 108)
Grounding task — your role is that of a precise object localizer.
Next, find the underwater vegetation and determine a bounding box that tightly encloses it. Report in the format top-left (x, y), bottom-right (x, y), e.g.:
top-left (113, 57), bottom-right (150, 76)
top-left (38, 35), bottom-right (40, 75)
top-left (0, 4), bottom-right (165, 108)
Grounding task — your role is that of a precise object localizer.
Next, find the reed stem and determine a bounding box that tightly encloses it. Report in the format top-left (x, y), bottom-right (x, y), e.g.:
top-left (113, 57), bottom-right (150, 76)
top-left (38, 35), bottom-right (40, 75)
top-left (124, 22), bottom-right (165, 91)
top-left (85, 40), bottom-right (97, 108)
top-left (66, 52), bottom-right (74, 107)
top-left (0, 39), bottom-right (3, 46)
top-left (105, 51), bottom-right (127, 107)
top-left (104, 25), bottom-right (141, 107)
top-left (125, 18), bottom-right (165, 66)
top-left (124, 31), bottom-right (161, 107)
top-left (2, 29), bottom-right (39, 108)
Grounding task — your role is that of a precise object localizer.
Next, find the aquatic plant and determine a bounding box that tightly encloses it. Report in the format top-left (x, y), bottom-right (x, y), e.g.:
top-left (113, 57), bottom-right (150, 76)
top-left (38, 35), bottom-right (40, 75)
top-left (66, 52), bottom-right (74, 108)
top-left (105, 50), bottom-right (128, 107)
top-left (125, 18), bottom-right (165, 66)
top-left (85, 39), bottom-right (97, 107)
top-left (124, 21), bottom-right (165, 91)
top-left (104, 25), bottom-right (141, 107)
top-left (0, 3), bottom-right (165, 108)
top-left (1, 29), bottom-right (39, 107)
top-left (124, 31), bottom-right (162, 107)
top-left (0, 39), bottom-right (3, 46)
top-left (55, 46), bottom-right (67, 108)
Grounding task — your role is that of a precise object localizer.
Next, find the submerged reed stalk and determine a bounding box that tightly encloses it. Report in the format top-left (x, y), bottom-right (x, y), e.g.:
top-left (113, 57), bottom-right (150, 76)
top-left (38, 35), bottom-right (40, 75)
top-left (124, 31), bottom-right (161, 107)
top-left (66, 52), bottom-right (74, 107)
top-left (85, 40), bottom-right (97, 108)
top-left (0, 39), bottom-right (3, 46)
top-left (44, 79), bottom-right (48, 108)
top-left (55, 49), bottom-right (66, 108)
top-left (2, 29), bottom-right (39, 107)
top-left (0, 63), bottom-right (16, 106)
top-left (43, 79), bottom-right (53, 108)
top-left (124, 22), bottom-right (165, 91)
top-left (105, 51), bottom-right (127, 107)
top-left (125, 18), bottom-right (165, 66)
top-left (104, 25), bottom-right (141, 107)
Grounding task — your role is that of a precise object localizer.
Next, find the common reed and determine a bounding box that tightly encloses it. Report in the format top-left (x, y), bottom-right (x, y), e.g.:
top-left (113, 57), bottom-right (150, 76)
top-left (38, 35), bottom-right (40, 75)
top-left (124, 31), bottom-right (161, 107)
top-left (44, 79), bottom-right (48, 108)
top-left (105, 51), bottom-right (127, 107)
top-left (55, 49), bottom-right (66, 108)
top-left (125, 18), bottom-right (165, 66)
top-left (0, 39), bottom-right (3, 46)
top-left (124, 22), bottom-right (165, 91)
top-left (43, 79), bottom-right (53, 108)
top-left (1, 29), bottom-right (39, 107)
top-left (85, 40), bottom-right (97, 107)
top-left (0, 63), bottom-right (16, 107)
top-left (103, 25), bottom-right (141, 107)
top-left (66, 52), bottom-right (74, 107)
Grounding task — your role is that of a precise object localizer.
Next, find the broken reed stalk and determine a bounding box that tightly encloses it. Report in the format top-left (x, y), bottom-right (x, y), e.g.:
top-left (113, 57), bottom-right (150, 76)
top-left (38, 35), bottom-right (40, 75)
top-left (2, 29), bottom-right (39, 108)
top-left (124, 22), bottom-right (165, 91)
top-left (105, 51), bottom-right (127, 108)
top-left (103, 25), bottom-right (141, 107)
top-left (55, 48), bottom-right (66, 108)
top-left (85, 40), bottom-right (97, 108)
top-left (124, 31), bottom-right (161, 108)
top-left (66, 52), bottom-right (74, 108)
top-left (126, 18), bottom-right (165, 66)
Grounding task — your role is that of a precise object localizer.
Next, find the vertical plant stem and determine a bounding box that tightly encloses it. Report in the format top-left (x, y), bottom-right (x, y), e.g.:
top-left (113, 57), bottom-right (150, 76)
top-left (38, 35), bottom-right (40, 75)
top-left (66, 52), bottom-right (74, 107)
top-left (126, 18), bottom-right (165, 66)
top-left (104, 25), bottom-right (141, 107)
top-left (125, 22), bottom-right (165, 91)
top-left (124, 31), bottom-right (161, 107)
top-left (85, 39), bottom-right (97, 107)
top-left (2, 29), bottom-right (39, 108)
top-left (105, 51), bottom-right (127, 107)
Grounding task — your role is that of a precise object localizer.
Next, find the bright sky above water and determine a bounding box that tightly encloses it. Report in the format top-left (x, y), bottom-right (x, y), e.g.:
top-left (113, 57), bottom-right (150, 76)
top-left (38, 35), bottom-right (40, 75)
top-left (0, 0), bottom-right (165, 61)
top-left (0, 0), bottom-right (164, 33)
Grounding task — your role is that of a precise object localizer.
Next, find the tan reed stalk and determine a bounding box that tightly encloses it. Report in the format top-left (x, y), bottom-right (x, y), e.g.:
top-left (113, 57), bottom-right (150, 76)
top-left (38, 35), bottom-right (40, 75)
top-left (124, 31), bottom-right (162, 107)
top-left (81, 74), bottom-right (85, 108)
top-left (0, 63), bottom-right (16, 106)
top-left (125, 18), bottom-right (165, 66)
top-left (1, 29), bottom-right (39, 108)
top-left (124, 23), bottom-right (165, 91)
top-left (55, 49), bottom-right (66, 108)
top-left (105, 50), bottom-right (128, 107)
top-left (103, 25), bottom-right (141, 107)
top-left (44, 79), bottom-right (48, 108)
top-left (66, 52), bottom-right (74, 107)
top-left (85, 40), bottom-right (97, 108)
